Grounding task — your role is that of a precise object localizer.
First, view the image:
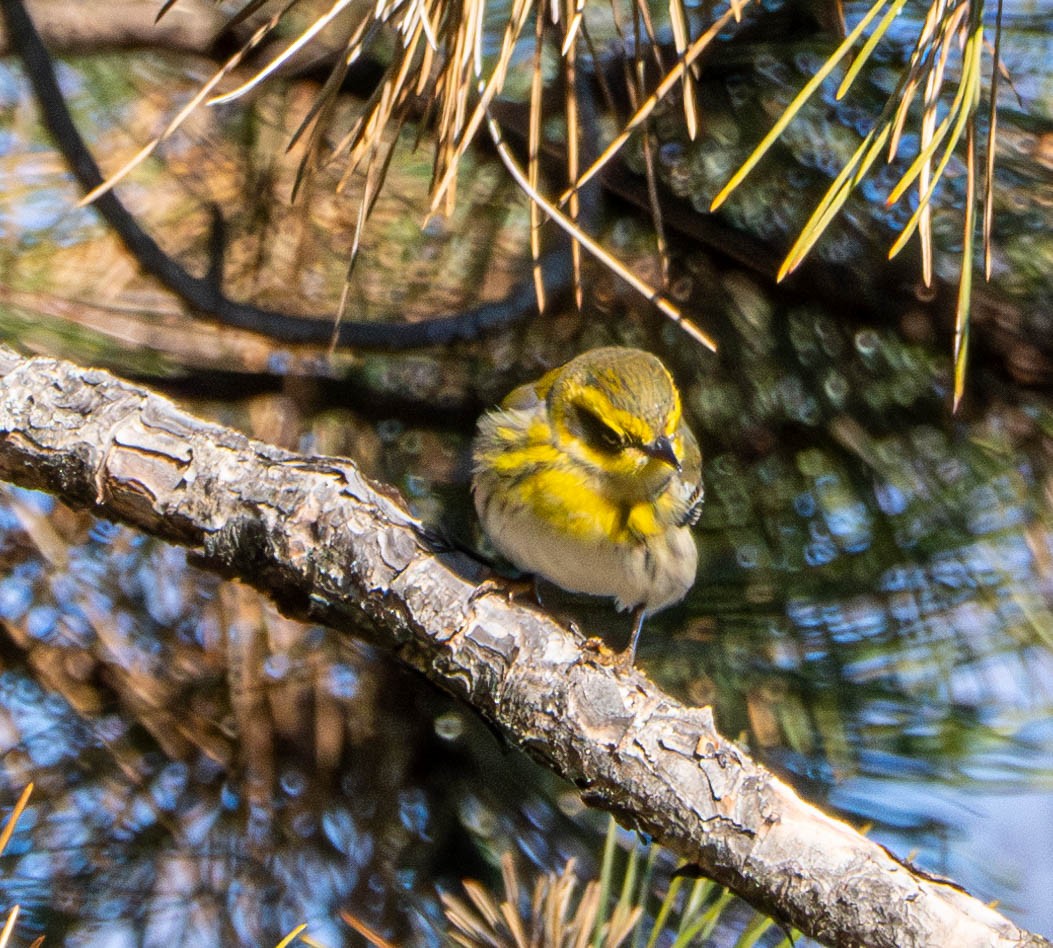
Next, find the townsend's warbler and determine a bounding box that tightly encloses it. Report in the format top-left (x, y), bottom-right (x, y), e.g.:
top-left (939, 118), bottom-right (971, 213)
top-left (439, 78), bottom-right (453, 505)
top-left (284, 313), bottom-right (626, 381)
top-left (471, 347), bottom-right (703, 663)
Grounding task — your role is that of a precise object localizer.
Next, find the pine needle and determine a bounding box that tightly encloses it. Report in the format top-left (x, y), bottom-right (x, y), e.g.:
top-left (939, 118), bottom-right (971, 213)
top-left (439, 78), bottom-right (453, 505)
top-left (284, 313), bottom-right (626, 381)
top-left (0, 784), bottom-right (32, 857)
top-left (79, 7), bottom-right (288, 206)
top-left (834, 0), bottom-right (908, 100)
top-left (0, 906), bottom-right (18, 948)
top-left (668, 0), bottom-right (700, 140)
top-left (710, 0), bottom-right (891, 211)
top-left (954, 106), bottom-right (977, 412)
top-left (778, 122), bottom-right (892, 280)
top-left (274, 923), bottom-right (308, 948)
top-left (887, 25), bottom-right (983, 260)
top-left (208, 0), bottom-right (357, 106)
top-left (561, 0), bottom-right (752, 206)
top-left (486, 114), bottom-right (718, 351)
top-left (982, 0), bottom-right (1004, 279)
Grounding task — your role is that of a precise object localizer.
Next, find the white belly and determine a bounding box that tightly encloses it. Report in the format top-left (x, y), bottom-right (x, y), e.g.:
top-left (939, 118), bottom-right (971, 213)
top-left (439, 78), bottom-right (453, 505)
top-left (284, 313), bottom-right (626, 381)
top-left (476, 488), bottom-right (697, 614)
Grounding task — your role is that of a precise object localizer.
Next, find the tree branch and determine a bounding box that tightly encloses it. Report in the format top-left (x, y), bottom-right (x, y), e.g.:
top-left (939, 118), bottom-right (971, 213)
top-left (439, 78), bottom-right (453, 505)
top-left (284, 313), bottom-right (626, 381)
top-left (0, 346), bottom-right (1045, 948)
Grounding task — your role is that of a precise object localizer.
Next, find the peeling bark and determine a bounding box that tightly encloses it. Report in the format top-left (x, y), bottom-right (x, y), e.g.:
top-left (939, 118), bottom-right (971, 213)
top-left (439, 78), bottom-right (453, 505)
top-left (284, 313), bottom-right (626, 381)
top-left (0, 347), bottom-right (1046, 948)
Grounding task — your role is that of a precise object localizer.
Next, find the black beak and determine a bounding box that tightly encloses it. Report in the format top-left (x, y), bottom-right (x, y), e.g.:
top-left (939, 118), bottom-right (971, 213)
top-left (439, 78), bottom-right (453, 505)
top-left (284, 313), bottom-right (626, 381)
top-left (643, 435), bottom-right (680, 471)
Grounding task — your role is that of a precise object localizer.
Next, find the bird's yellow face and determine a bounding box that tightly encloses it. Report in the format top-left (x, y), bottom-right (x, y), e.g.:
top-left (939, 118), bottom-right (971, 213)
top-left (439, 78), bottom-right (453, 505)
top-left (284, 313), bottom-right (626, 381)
top-left (545, 348), bottom-right (685, 501)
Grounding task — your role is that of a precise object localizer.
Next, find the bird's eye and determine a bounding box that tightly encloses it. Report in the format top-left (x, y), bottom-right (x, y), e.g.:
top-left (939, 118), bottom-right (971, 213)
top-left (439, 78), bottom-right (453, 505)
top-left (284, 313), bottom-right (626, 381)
top-left (577, 408), bottom-right (624, 451)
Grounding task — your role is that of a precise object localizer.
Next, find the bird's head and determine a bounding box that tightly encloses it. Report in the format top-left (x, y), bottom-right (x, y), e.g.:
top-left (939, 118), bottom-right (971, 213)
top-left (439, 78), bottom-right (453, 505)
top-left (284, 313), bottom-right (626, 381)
top-left (546, 347), bottom-right (686, 498)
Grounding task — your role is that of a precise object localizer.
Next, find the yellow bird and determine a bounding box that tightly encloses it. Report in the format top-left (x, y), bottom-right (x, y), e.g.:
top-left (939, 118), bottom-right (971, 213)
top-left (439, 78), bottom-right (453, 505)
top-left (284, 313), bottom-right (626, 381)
top-left (471, 347), bottom-right (703, 663)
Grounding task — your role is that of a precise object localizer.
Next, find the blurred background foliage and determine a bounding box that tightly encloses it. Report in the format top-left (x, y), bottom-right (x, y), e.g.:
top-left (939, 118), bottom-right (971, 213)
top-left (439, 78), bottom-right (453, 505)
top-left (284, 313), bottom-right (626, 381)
top-left (0, 0), bottom-right (1050, 943)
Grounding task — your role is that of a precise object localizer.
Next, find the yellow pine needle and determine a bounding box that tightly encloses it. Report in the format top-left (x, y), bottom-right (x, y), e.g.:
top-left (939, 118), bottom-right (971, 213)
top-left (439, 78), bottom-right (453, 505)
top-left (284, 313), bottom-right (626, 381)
top-left (291, 7), bottom-right (380, 153)
top-left (672, 886), bottom-right (732, 945)
top-left (645, 877), bottom-right (682, 948)
top-left (680, 59), bottom-right (699, 143)
top-left (920, 3), bottom-right (969, 275)
top-left (916, 11), bottom-right (951, 287)
top-left (887, 26), bottom-right (983, 260)
top-left (887, 0), bottom-right (962, 160)
top-left (885, 4), bottom-right (972, 204)
top-left (641, 126), bottom-right (671, 281)
top-left (918, 189), bottom-right (933, 288)
top-left (340, 910), bottom-right (399, 948)
top-left (274, 923), bottom-right (308, 948)
top-left (983, 0), bottom-right (1005, 279)
top-left (710, 0), bottom-right (891, 212)
top-left (630, 0), bottom-right (664, 60)
top-left (415, 35), bottom-right (437, 95)
top-left (888, 70), bottom-right (921, 160)
top-left (561, 0), bottom-right (586, 55)
top-left (564, 16), bottom-right (583, 308)
top-left (591, 819), bottom-right (618, 948)
top-left (0, 906), bottom-right (18, 948)
top-left (439, 892), bottom-right (494, 942)
top-left (409, 0), bottom-right (440, 49)
top-left (884, 100), bottom-right (957, 207)
top-left (778, 123), bottom-right (891, 280)
top-left (610, 842), bottom-right (641, 945)
top-left (289, 45), bottom-right (359, 201)
top-left (462, 878), bottom-right (503, 929)
top-left (571, 883), bottom-right (600, 948)
top-left (895, 2), bottom-right (943, 96)
top-left (499, 851), bottom-right (521, 909)
top-left (606, 904), bottom-right (643, 946)
top-left (499, 900), bottom-right (531, 948)
top-left (470, 0), bottom-right (486, 77)
top-left (0, 783), bottom-right (32, 857)
top-left (953, 89), bottom-right (978, 412)
top-left (835, 0), bottom-right (908, 100)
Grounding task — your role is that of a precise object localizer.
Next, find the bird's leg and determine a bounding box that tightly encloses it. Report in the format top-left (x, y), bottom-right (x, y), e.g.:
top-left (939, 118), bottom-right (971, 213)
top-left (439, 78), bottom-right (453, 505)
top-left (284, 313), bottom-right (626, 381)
top-left (621, 606), bottom-right (647, 666)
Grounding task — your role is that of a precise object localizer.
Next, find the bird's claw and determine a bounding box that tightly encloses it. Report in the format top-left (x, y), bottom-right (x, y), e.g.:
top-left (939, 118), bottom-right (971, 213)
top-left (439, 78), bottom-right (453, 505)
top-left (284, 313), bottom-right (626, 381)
top-left (468, 575), bottom-right (536, 606)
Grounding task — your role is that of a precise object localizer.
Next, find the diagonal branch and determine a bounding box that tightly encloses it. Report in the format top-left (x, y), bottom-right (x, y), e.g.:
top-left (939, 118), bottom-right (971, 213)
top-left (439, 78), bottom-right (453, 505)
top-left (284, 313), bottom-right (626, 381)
top-left (0, 346), bottom-right (1046, 948)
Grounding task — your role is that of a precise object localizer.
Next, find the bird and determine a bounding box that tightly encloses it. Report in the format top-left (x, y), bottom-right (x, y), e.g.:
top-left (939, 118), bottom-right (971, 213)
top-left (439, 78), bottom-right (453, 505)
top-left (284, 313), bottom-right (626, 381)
top-left (471, 346), bottom-right (703, 664)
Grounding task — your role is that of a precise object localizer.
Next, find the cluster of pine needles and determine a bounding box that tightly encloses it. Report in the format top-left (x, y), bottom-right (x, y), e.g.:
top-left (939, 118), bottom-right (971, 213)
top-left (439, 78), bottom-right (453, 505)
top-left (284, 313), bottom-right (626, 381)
top-left (330, 817), bottom-right (795, 946)
top-left (93, 0), bottom-right (1010, 405)
top-left (438, 819), bottom-right (794, 947)
top-left (711, 0), bottom-right (1013, 409)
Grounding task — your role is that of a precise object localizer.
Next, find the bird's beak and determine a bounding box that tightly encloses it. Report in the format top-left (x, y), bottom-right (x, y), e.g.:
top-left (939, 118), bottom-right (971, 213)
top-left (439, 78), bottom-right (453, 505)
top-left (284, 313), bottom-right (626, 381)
top-left (643, 435), bottom-right (680, 471)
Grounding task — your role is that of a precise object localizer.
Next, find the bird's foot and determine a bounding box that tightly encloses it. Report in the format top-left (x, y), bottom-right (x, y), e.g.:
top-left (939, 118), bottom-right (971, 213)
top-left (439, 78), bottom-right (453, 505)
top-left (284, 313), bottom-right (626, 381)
top-left (468, 574), bottom-right (537, 607)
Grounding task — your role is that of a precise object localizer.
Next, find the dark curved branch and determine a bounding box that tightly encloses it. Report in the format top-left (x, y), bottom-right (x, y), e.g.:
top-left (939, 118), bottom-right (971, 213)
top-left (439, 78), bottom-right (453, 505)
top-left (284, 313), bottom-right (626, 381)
top-left (0, 0), bottom-right (571, 350)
